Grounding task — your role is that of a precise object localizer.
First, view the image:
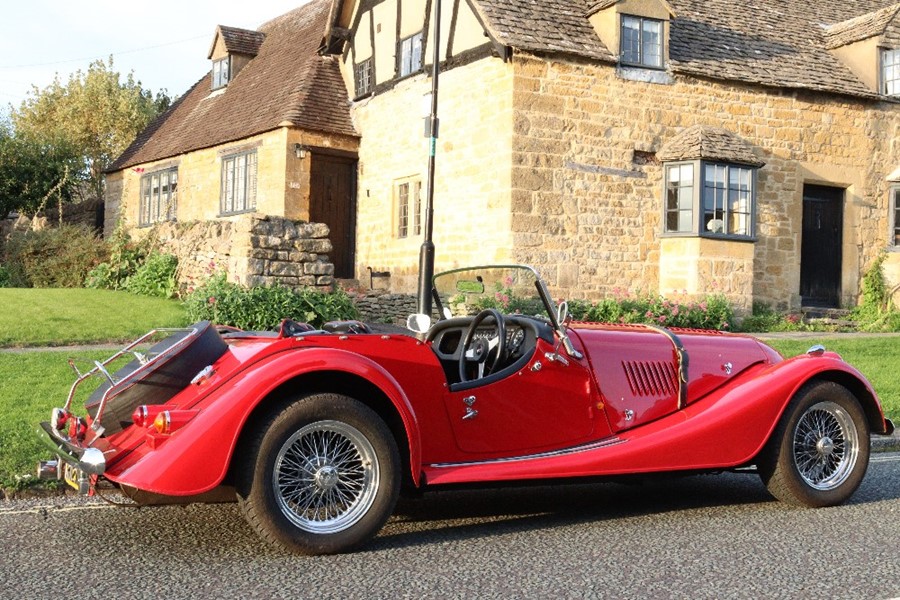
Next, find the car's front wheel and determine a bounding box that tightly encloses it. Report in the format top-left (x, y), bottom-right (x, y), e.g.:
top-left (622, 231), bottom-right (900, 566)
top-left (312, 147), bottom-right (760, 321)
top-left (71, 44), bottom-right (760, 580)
top-left (757, 381), bottom-right (869, 507)
top-left (237, 393), bottom-right (400, 555)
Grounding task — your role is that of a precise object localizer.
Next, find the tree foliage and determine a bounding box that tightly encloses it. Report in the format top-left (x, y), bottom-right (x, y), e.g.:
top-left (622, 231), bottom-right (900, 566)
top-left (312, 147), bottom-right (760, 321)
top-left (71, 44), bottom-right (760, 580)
top-left (11, 57), bottom-right (171, 203)
top-left (0, 119), bottom-right (82, 218)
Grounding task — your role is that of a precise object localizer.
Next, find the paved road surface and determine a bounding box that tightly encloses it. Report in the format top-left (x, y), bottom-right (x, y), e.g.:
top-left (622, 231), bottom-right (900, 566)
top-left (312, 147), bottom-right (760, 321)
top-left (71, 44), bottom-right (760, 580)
top-left (2, 454), bottom-right (899, 599)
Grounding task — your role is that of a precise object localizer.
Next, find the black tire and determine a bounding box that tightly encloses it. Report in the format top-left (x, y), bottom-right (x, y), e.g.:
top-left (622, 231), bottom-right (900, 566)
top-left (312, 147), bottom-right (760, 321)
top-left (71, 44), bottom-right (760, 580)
top-left (236, 393), bottom-right (400, 555)
top-left (757, 381), bottom-right (870, 507)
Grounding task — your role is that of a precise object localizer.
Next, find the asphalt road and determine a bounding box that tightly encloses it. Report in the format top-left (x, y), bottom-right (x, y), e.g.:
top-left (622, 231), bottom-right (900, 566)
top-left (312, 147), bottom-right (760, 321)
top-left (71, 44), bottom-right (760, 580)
top-left (2, 455), bottom-right (899, 600)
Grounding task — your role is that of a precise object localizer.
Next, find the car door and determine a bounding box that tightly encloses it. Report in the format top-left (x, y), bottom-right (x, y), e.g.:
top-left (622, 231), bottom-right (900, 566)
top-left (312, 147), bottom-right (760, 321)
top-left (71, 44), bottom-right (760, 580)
top-left (442, 338), bottom-right (607, 456)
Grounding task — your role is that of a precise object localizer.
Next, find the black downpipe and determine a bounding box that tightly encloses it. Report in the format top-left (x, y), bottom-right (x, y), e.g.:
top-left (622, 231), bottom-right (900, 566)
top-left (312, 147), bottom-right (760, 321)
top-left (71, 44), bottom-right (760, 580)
top-left (417, 0), bottom-right (441, 316)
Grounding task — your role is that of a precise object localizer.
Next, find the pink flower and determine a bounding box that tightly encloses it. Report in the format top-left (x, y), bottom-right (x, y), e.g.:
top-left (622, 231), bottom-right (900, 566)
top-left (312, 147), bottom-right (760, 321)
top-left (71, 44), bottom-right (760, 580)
top-left (658, 315), bottom-right (667, 323)
top-left (132, 167), bottom-right (145, 173)
top-left (699, 302), bottom-right (708, 311)
top-left (208, 296), bottom-right (217, 305)
top-left (645, 311), bottom-right (654, 318)
top-left (504, 276), bottom-right (514, 286)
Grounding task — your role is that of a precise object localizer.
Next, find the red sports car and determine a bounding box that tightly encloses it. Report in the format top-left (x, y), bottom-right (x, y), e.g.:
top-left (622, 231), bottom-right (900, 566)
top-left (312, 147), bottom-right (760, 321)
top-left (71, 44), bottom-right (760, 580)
top-left (41, 265), bottom-right (894, 555)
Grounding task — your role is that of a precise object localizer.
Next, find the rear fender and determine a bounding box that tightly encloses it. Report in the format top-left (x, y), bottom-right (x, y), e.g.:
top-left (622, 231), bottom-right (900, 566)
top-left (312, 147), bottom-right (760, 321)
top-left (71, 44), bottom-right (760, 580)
top-left (104, 348), bottom-right (422, 496)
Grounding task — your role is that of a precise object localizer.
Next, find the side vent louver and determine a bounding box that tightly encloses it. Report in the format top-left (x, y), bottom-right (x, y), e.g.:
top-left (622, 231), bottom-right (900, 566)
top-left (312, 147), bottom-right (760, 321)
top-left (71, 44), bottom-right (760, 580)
top-left (622, 360), bottom-right (678, 397)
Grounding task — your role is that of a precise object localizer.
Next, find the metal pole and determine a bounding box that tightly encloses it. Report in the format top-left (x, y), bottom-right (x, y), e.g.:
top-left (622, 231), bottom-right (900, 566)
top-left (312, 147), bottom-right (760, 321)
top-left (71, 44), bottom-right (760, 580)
top-left (417, 0), bottom-right (441, 316)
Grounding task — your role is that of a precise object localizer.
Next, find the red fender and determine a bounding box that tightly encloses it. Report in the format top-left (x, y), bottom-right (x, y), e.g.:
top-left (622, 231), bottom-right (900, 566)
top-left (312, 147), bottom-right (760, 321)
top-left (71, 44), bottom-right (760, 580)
top-left (104, 347), bottom-right (422, 496)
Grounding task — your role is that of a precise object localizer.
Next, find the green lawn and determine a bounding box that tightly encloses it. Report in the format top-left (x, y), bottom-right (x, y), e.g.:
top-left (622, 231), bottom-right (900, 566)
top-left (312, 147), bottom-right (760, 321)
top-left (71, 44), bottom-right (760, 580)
top-left (0, 288), bottom-right (187, 347)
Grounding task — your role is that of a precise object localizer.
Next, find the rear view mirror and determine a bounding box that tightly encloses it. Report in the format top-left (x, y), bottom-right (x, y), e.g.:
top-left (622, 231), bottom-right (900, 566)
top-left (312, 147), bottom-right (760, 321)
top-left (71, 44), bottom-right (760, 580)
top-left (406, 313), bottom-right (432, 334)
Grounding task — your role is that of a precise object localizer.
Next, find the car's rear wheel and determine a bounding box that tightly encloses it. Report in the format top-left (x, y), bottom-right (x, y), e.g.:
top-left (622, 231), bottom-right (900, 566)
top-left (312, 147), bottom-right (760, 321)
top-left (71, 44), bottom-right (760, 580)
top-left (237, 393), bottom-right (400, 555)
top-left (757, 381), bottom-right (869, 507)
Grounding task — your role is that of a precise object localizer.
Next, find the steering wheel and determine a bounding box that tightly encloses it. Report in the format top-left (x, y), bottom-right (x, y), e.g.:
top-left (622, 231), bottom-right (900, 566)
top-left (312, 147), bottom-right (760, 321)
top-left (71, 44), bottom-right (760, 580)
top-left (458, 308), bottom-right (508, 383)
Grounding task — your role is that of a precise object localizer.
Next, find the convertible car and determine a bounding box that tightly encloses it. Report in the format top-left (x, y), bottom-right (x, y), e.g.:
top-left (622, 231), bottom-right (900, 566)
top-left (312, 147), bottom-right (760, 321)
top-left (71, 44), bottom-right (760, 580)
top-left (40, 265), bottom-right (894, 555)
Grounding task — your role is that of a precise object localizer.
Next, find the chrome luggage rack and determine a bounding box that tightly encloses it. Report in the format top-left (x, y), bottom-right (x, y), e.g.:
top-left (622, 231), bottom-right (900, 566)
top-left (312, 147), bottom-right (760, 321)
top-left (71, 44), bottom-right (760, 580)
top-left (63, 326), bottom-right (201, 435)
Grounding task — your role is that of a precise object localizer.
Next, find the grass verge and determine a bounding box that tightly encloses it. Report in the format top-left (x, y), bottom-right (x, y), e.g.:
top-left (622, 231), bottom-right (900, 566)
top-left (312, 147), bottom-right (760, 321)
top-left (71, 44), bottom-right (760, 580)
top-left (0, 288), bottom-right (187, 347)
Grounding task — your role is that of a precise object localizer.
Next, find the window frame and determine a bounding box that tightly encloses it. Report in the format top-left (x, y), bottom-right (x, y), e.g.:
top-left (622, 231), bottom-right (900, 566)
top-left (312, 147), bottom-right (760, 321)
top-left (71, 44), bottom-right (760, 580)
top-left (395, 177), bottom-right (422, 239)
top-left (891, 185), bottom-right (900, 247)
top-left (219, 150), bottom-right (258, 216)
top-left (212, 56), bottom-right (231, 90)
top-left (620, 14), bottom-right (664, 70)
top-left (882, 48), bottom-right (900, 96)
top-left (397, 31), bottom-right (424, 78)
top-left (661, 160), bottom-right (758, 241)
top-left (138, 167), bottom-right (178, 227)
top-left (354, 58), bottom-right (373, 98)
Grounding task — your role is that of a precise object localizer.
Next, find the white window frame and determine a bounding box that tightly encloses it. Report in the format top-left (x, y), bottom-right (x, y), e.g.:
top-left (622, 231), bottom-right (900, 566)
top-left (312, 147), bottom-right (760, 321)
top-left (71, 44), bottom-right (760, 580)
top-left (212, 56), bottom-right (231, 90)
top-left (395, 177), bottom-right (422, 238)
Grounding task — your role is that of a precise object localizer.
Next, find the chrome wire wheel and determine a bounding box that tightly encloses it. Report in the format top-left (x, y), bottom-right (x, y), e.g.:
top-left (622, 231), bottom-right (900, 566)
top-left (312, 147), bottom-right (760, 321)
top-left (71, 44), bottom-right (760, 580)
top-left (791, 400), bottom-right (859, 491)
top-left (273, 420), bottom-right (380, 534)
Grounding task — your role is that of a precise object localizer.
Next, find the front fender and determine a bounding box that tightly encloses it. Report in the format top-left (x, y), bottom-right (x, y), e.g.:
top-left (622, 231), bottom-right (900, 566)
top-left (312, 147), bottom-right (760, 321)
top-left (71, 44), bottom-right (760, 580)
top-left (105, 347), bottom-right (422, 496)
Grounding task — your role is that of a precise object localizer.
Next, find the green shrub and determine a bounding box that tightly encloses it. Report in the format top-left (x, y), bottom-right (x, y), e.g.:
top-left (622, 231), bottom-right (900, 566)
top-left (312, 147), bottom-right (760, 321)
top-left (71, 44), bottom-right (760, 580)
top-left (125, 252), bottom-right (178, 298)
top-left (739, 301), bottom-right (806, 332)
top-left (84, 224), bottom-right (146, 291)
top-left (185, 273), bottom-right (359, 330)
top-left (0, 264), bottom-right (9, 288)
top-left (2, 224), bottom-right (106, 288)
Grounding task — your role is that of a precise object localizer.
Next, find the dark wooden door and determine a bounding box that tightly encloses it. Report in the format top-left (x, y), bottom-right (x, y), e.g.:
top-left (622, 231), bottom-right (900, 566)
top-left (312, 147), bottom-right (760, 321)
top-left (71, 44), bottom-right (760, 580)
top-left (800, 184), bottom-right (843, 307)
top-left (309, 154), bottom-right (357, 279)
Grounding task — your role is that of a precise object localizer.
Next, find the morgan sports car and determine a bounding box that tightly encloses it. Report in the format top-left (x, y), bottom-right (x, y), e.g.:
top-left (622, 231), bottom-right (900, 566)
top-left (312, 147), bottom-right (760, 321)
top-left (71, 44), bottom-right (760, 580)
top-left (40, 265), bottom-right (894, 555)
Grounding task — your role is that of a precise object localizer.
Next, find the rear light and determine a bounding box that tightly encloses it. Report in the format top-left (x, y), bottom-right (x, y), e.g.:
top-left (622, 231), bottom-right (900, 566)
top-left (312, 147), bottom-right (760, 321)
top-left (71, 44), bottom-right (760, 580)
top-left (132, 405), bottom-right (165, 428)
top-left (152, 410), bottom-right (198, 435)
top-left (51, 408), bottom-right (70, 431)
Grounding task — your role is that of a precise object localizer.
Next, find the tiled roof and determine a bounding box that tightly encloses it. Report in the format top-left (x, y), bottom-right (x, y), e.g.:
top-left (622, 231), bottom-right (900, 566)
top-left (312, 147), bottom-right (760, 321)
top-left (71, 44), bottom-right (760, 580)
top-left (470, 0), bottom-right (900, 98)
top-left (209, 25), bottom-right (266, 58)
top-left (657, 125), bottom-right (765, 167)
top-left (823, 4), bottom-right (900, 49)
top-left (109, 0), bottom-right (355, 172)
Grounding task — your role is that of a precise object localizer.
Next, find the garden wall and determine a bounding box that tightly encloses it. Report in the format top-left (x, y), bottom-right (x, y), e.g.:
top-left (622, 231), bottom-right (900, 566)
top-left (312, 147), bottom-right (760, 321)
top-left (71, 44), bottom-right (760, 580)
top-left (144, 214), bottom-right (335, 292)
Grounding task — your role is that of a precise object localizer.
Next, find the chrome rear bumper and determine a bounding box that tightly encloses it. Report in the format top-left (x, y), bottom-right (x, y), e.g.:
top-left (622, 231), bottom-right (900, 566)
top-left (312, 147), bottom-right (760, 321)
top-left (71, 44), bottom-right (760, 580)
top-left (38, 421), bottom-right (106, 494)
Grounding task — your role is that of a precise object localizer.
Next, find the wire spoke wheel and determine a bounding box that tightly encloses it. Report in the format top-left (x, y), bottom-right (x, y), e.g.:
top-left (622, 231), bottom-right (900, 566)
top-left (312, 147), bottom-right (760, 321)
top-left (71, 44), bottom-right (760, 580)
top-left (758, 381), bottom-right (870, 508)
top-left (791, 401), bottom-right (858, 491)
top-left (274, 420), bottom-right (380, 534)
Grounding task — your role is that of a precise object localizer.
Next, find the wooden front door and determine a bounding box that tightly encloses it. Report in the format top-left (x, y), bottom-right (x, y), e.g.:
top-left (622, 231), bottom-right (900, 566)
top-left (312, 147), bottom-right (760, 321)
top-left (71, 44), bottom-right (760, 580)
top-left (309, 154), bottom-right (357, 279)
top-left (800, 184), bottom-right (843, 307)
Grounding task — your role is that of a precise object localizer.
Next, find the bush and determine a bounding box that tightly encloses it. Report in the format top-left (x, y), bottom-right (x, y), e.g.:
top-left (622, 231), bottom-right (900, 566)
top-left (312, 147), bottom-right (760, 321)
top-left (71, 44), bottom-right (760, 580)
top-left (2, 224), bottom-right (106, 288)
top-left (125, 252), bottom-right (178, 298)
top-left (84, 224), bottom-right (145, 291)
top-left (739, 302), bottom-right (805, 333)
top-left (0, 264), bottom-right (9, 288)
top-left (185, 273), bottom-right (359, 330)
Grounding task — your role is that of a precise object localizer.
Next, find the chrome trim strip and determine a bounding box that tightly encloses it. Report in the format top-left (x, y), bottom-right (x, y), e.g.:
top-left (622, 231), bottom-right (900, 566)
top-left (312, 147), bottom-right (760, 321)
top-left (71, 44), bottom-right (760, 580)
top-left (428, 437), bottom-right (626, 469)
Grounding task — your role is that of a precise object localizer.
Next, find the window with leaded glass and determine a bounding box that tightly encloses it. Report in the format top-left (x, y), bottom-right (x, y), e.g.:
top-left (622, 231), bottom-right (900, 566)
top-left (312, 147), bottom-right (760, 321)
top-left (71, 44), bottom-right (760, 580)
top-left (354, 58), bottom-right (373, 97)
top-left (702, 164), bottom-right (753, 237)
top-left (139, 167), bottom-right (178, 227)
top-left (883, 49), bottom-right (900, 96)
top-left (398, 32), bottom-right (423, 77)
top-left (220, 150), bottom-right (258, 215)
top-left (892, 186), bottom-right (900, 246)
top-left (621, 15), bottom-right (663, 69)
top-left (396, 178), bottom-right (422, 238)
top-left (212, 57), bottom-right (230, 90)
top-left (663, 161), bottom-right (757, 239)
top-left (665, 163), bottom-right (694, 233)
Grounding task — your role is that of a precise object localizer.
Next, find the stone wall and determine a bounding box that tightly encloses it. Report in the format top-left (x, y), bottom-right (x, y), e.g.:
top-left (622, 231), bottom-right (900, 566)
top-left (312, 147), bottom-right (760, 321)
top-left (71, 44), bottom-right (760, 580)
top-left (508, 54), bottom-right (900, 309)
top-left (352, 290), bottom-right (418, 324)
top-left (143, 213), bottom-right (334, 292)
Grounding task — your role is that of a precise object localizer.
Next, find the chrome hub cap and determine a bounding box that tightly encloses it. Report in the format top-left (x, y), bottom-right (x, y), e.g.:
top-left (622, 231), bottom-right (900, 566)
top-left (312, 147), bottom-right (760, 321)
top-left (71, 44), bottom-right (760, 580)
top-left (273, 420), bottom-right (379, 534)
top-left (792, 401), bottom-right (859, 491)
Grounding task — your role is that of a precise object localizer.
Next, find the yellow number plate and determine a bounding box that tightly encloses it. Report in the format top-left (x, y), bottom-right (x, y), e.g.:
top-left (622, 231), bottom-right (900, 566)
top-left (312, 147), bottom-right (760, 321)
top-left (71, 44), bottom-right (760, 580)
top-left (62, 462), bottom-right (82, 491)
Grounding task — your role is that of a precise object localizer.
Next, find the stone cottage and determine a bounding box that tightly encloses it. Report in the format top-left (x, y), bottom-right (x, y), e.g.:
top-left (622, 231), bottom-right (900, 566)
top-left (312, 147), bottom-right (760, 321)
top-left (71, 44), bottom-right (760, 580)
top-left (322, 0), bottom-right (900, 310)
top-left (104, 0), bottom-right (360, 284)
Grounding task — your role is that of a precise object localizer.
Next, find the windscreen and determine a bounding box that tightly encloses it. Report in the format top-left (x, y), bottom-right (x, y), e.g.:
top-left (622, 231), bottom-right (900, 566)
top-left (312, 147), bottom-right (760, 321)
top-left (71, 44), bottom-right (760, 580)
top-left (432, 265), bottom-right (550, 319)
